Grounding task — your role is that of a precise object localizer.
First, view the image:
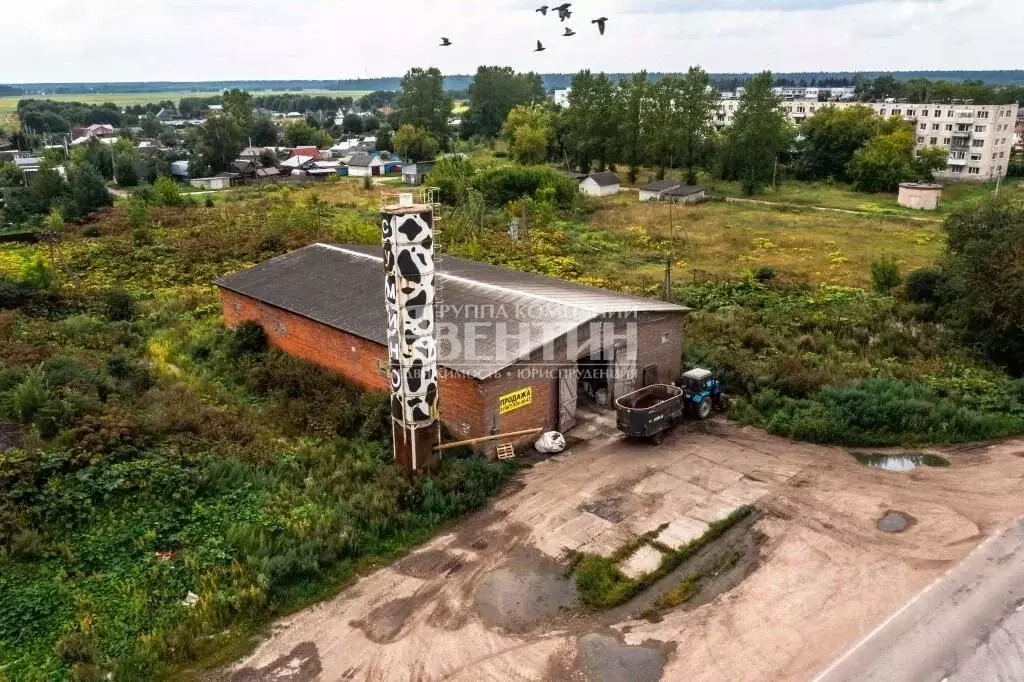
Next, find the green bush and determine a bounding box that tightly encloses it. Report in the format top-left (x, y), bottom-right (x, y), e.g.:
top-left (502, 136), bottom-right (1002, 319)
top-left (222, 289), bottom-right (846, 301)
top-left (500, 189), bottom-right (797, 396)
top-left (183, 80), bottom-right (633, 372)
top-left (470, 165), bottom-right (579, 208)
top-left (736, 379), bottom-right (1024, 446)
top-left (102, 288), bottom-right (136, 321)
top-left (905, 267), bottom-right (944, 304)
top-left (754, 266), bottom-right (776, 283)
top-left (870, 254), bottom-right (902, 294)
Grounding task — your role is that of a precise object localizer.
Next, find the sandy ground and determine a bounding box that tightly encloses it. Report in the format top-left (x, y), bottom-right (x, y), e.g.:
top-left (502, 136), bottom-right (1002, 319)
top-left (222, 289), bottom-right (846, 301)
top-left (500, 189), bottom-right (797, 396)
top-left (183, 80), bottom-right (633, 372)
top-left (222, 420), bottom-right (1024, 682)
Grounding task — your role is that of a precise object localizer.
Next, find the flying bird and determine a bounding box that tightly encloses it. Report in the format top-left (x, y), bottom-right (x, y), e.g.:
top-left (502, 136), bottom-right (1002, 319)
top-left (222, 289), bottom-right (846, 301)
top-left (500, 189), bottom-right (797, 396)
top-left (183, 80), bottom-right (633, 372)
top-left (563, 27), bottom-right (576, 37)
top-left (536, 5), bottom-right (548, 15)
top-left (439, 37), bottom-right (452, 46)
top-left (534, 40), bottom-right (546, 52)
top-left (553, 3), bottom-right (572, 20)
top-left (592, 17), bottom-right (608, 35)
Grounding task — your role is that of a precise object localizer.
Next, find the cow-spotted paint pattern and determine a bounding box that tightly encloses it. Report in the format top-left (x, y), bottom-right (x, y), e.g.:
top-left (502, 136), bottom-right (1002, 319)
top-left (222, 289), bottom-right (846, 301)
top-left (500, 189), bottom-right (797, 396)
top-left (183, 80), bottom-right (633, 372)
top-left (381, 209), bottom-right (439, 426)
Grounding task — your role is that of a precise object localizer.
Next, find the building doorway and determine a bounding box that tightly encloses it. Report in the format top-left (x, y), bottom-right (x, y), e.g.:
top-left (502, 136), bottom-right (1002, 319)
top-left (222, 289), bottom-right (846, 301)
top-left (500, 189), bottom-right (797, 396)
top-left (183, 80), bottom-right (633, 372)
top-left (558, 366), bottom-right (579, 432)
top-left (578, 351), bottom-right (612, 407)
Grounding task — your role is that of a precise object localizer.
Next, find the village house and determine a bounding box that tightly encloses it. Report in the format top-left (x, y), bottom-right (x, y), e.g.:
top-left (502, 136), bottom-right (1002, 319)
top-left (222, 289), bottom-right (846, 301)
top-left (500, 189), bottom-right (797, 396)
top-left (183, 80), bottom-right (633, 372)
top-left (580, 171), bottom-right (621, 197)
top-left (638, 181), bottom-right (707, 204)
top-left (402, 161), bottom-right (436, 186)
top-left (346, 152), bottom-right (385, 177)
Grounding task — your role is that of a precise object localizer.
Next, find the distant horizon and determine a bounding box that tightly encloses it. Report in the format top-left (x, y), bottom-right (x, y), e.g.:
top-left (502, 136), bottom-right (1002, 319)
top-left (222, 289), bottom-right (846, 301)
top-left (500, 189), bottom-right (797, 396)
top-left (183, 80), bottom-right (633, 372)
top-left (5, 69), bottom-right (1024, 97)
top-left (7, 69), bottom-right (1024, 89)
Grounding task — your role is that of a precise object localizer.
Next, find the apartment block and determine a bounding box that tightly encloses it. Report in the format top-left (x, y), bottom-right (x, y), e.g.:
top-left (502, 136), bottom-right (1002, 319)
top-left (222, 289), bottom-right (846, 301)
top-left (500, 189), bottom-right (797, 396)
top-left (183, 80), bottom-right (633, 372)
top-left (715, 99), bottom-right (1020, 181)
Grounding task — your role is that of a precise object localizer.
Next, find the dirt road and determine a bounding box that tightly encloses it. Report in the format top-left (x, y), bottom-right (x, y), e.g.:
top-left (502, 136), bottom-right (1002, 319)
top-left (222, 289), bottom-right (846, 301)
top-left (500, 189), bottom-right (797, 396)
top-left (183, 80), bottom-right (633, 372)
top-left (223, 422), bottom-right (1024, 682)
top-left (814, 519), bottom-right (1024, 682)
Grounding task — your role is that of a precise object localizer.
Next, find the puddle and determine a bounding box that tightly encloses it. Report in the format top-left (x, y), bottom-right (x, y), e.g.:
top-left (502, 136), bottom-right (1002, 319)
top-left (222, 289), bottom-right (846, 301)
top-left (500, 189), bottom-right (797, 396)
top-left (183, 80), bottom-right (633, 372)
top-left (577, 631), bottom-right (672, 682)
top-left (853, 452), bottom-right (950, 472)
top-left (581, 497), bottom-right (628, 524)
top-left (229, 641), bottom-right (323, 682)
top-left (474, 548), bottom-right (579, 633)
top-left (878, 511), bottom-right (916, 533)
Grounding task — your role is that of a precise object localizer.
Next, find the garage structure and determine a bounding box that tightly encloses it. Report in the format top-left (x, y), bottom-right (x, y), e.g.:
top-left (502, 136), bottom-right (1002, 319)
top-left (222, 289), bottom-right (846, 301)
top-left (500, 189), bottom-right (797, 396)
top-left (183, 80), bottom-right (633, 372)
top-left (215, 244), bottom-right (689, 456)
top-left (580, 171), bottom-right (621, 197)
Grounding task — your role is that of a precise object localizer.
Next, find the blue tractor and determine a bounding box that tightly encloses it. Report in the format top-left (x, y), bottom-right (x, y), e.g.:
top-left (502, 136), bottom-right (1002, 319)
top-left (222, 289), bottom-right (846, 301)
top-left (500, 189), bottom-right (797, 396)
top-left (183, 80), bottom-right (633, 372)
top-left (675, 368), bottom-right (729, 420)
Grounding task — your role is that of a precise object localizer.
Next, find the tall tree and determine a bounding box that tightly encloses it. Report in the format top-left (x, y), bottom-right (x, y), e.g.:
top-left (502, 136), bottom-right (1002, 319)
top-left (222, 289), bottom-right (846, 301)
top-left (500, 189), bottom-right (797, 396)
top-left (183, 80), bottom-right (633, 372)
top-left (646, 76), bottom-right (682, 180)
top-left (941, 197), bottom-right (1024, 374)
top-left (466, 66), bottom-right (546, 139)
top-left (501, 104), bottom-right (553, 165)
top-left (396, 68), bottom-right (453, 144)
top-left (795, 105), bottom-right (882, 182)
top-left (676, 67), bottom-right (718, 185)
top-left (222, 89), bottom-right (254, 130)
top-left (282, 121), bottom-right (332, 148)
top-left (847, 123), bottom-right (947, 192)
top-left (565, 71), bottom-right (619, 172)
top-left (616, 72), bottom-right (648, 184)
top-left (719, 72), bottom-right (792, 195)
top-left (392, 124), bottom-right (439, 162)
top-left (199, 114), bottom-right (245, 174)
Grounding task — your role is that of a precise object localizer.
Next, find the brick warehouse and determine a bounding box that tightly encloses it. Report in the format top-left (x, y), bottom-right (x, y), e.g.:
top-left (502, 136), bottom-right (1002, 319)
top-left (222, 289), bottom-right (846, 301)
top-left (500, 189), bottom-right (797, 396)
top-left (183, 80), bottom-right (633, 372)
top-left (215, 244), bottom-right (690, 455)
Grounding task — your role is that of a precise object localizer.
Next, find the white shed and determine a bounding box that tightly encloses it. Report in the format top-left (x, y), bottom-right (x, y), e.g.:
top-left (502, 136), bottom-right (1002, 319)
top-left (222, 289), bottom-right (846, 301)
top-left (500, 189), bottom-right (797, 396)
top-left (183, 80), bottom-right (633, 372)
top-left (898, 183), bottom-right (942, 211)
top-left (190, 176), bottom-right (231, 191)
top-left (639, 181), bottom-right (706, 204)
top-left (347, 153), bottom-right (385, 177)
top-left (580, 171), bottom-right (620, 197)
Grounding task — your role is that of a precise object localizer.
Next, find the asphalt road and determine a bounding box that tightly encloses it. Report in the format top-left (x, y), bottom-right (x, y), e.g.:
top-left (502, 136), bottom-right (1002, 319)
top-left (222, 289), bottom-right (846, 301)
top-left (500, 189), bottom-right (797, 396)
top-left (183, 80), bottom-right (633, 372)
top-left (814, 519), bottom-right (1024, 682)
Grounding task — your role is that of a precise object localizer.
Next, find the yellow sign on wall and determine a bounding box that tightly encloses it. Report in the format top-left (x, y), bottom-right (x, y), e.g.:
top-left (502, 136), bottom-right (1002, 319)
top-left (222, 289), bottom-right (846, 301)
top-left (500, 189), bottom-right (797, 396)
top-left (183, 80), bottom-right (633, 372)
top-left (499, 387), bottom-right (533, 415)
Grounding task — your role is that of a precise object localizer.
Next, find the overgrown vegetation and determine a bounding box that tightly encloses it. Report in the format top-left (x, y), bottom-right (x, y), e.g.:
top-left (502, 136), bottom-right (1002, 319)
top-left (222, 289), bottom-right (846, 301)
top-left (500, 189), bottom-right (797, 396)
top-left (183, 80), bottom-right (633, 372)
top-left (0, 186), bottom-right (515, 680)
top-left (570, 506), bottom-right (755, 609)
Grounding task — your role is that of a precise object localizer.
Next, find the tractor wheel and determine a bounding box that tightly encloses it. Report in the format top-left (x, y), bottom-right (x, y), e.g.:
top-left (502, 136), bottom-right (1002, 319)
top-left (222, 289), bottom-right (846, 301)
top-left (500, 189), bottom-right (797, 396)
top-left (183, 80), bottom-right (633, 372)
top-left (697, 397), bottom-right (713, 420)
top-left (650, 431), bottom-right (665, 445)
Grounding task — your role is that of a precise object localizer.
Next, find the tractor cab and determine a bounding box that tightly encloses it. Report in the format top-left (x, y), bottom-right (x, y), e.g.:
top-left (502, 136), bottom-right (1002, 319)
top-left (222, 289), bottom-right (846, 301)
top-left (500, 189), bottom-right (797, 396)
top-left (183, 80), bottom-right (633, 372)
top-left (675, 368), bottom-right (728, 420)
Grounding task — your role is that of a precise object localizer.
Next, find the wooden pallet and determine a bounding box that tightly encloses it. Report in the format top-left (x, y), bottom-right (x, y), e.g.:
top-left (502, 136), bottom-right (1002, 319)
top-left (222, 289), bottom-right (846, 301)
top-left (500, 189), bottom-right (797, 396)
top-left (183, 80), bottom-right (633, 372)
top-left (496, 443), bottom-right (516, 461)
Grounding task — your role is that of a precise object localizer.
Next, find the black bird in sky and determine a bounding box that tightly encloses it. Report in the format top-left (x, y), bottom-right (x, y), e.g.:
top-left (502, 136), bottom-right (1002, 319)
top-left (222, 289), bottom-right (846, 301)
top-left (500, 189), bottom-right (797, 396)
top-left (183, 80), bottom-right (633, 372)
top-left (563, 27), bottom-right (576, 37)
top-left (553, 3), bottom-right (572, 20)
top-left (440, 37), bottom-right (452, 46)
top-left (592, 17), bottom-right (608, 35)
top-left (536, 5), bottom-right (548, 15)
top-left (534, 40), bottom-right (546, 52)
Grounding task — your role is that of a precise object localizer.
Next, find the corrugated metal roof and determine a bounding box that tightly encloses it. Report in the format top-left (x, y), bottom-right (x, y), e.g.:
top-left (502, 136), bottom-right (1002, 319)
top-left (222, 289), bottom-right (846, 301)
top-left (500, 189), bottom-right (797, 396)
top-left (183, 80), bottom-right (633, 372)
top-left (664, 185), bottom-right (705, 197)
top-left (641, 180), bottom-right (681, 192)
top-left (588, 171), bottom-right (620, 187)
top-left (215, 244), bottom-right (689, 380)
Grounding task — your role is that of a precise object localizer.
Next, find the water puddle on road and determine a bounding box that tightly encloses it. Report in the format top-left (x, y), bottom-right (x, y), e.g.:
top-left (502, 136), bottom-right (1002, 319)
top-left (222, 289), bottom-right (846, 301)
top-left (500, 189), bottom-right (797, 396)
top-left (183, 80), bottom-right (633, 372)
top-left (853, 452), bottom-right (951, 472)
top-left (877, 511), bottom-right (915, 533)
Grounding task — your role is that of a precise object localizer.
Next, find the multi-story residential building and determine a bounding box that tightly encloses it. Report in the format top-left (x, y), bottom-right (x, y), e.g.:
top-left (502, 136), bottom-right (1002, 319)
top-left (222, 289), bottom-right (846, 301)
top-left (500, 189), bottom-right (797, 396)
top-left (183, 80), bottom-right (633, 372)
top-left (714, 98), bottom-right (1020, 181)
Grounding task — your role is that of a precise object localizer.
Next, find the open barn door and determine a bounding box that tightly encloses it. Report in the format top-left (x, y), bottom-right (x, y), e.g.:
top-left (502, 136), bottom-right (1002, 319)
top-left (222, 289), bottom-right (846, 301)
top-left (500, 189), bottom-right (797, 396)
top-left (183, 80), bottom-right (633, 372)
top-left (612, 345), bottom-right (637, 403)
top-left (559, 366), bottom-right (578, 432)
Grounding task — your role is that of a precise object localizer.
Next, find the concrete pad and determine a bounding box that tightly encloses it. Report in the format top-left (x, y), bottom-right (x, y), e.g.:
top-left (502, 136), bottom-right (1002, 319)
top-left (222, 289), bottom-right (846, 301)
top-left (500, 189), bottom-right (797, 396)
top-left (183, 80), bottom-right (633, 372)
top-left (664, 456), bottom-right (745, 493)
top-left (620, 545), bottom-right (665, 580)
top-left (657, 517), bottom-right (711, 550)
top-left (534, 511), bottom-right (616, 559)
top-left (631, 471), bottom-right (684, 496)
top-left (688, 497), bottom-right (741, 524)
top-left (718, 477), bottom-right (773, 507)
top-left (578, 525), bottom-right (636, 558)
top-left (714, 451), bottom-right (803, 484)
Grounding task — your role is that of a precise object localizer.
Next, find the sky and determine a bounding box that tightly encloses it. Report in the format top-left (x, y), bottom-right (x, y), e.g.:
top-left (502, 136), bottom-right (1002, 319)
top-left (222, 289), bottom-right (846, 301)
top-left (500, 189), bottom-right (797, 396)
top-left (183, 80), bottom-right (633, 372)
top-left (3, 0), bottom-right (1022, 84)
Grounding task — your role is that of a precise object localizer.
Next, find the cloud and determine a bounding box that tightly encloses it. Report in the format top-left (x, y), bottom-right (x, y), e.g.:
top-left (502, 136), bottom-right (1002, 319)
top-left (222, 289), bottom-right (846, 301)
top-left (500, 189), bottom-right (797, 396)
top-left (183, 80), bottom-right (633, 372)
top-left (0, 0), bottom-right (1020, 83)
top-left (622, 0), bottom-right (942, 12)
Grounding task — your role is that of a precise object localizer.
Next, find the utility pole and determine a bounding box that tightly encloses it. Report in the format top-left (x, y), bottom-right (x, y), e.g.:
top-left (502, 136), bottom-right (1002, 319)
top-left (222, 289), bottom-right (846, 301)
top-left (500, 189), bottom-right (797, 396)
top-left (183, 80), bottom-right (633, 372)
top-left (664, 201), bottom-right (674, 302)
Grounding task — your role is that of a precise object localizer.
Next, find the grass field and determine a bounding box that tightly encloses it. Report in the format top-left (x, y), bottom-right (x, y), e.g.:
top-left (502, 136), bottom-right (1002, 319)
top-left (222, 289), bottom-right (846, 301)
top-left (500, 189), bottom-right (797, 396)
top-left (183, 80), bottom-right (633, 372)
top-left (0, 90), bottom-right (373, 113)
top-left (701, 177), bottom-right (1020, 217)
top-left (579, 192), bottom-right (945, 289)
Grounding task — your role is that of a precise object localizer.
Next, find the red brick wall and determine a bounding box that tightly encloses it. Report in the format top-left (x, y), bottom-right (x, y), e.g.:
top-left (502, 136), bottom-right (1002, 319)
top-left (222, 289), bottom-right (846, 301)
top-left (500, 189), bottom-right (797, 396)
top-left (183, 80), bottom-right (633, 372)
top-left (220, 289), bottom-right (488, 443)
